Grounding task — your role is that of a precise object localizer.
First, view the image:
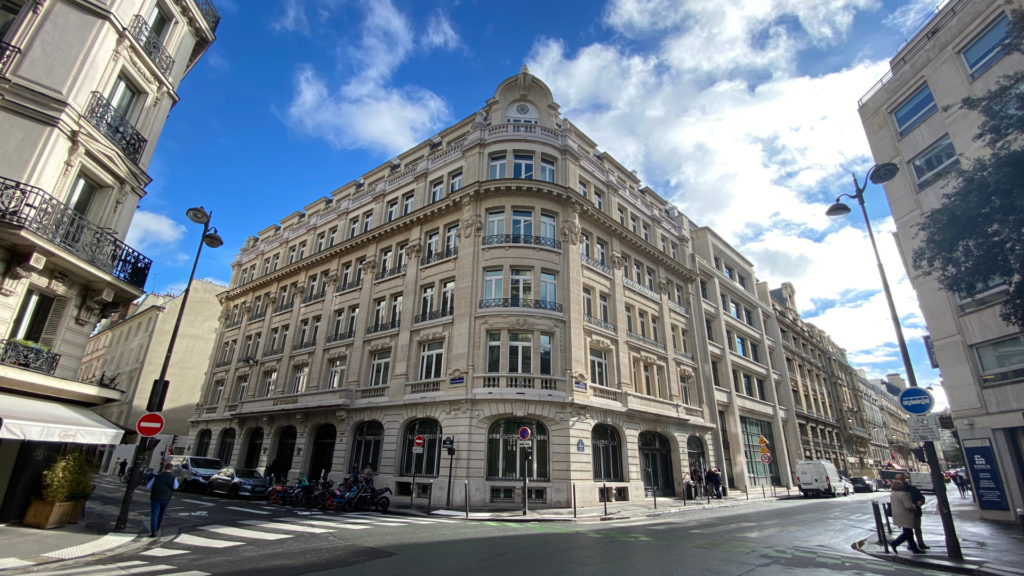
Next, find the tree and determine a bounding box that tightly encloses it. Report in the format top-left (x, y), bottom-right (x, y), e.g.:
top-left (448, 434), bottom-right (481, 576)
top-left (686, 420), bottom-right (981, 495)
top-left (912, 8), bottom-right (1024, 330)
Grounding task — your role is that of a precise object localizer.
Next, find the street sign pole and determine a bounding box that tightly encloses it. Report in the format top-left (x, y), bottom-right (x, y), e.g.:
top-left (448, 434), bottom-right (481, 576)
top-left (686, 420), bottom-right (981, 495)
top-left (522, 447), bottom-right (528, 516)
top-left (445, 436), bottom-right (455, 507)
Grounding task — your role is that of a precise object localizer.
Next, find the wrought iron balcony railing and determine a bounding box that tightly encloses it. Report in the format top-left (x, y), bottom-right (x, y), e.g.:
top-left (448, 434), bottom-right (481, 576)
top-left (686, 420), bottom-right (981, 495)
top-left (482, 234), bottom-right (562, 250)
top-left (479, 298), bottom-right (563, 313)
top-left (128, 15), bottom-right (174, 78)
top-left (0, 177), bottom-right (152, 289)
top-left (375, 264), bottom-right (407, 281)
top-left (325, 330), bottom-right (355, 344)
top-left (195, 0), bottom-right (222, 32)
top-left (213, 356), bottom-right (233, 369)
top-left (584, 314), bottom-right (615, 332)
top-left (272, 299), bottom-right (294, 315)
top-left (421, 246), bottom-right (457, 266)
top-left (223, 318), bottom-right (243, 330)
top-left (293, 338), bottom-right (316, 352)
top-left (301, 290), bottom-right (326, 305)
top-left (264, 344), bottom-right (286, 357)
top-left (367, 319), bottom-right (400, 335)
top-left (247, 309), bottom-right (266, 323)
top-left (623, 276), bottom-right (660, 301)
top-left (414, 308), bottom-right (454, 324)
top-left (627, 331), bottom-right (666, 351)
top-left (84, 92), bottom-right (147, 164)
top-left (0, 41), bottom-right (20, 77)
top-left (581, 254), bottom-right (611, 275)
top-left (336, 278), bottom-right (362, 293)
top-left (0, 339), bottom-right (60, 375)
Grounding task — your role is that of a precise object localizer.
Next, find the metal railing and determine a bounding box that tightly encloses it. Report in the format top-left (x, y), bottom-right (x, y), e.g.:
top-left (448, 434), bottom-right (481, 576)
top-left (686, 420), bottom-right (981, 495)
top-left (482, 234), bottom-right (562, 250)
top-left (325, 330), bottom-right (355, 344)
top-left (674, 349), bottom-right (694, 362)
top-left (584, 314), bottom-right (615, 332)
top-left (479, 298), bottom-right (562, 313)
top-left (623, 277), bottom-right (660, 301)
top-left (367, 319), bottom-right (400, 334)
top-left (581, 254), bottom-right (612, 275)
top-left (668, 300), bottom-right (689, 315)
top-left (293, 338), bottom-right (316, 352)
top-left (301, 290), bottom-right (326, 305)
top-left (0, 41), bottom-right (20, 77)
top-left (223, 318), bottom-right (242, 330)
top-left (375, 264), bottom-right (407, 281)
top-left (336, 278), bottom-right (362, 293)
top-left (195, 0), bottom-right (222, 32)
top-left (627, 331), bottom-right (666, 351)
top-left (213, 356), bottom-right (233, 369)
top-left (263, 344), bottom-right (286, 357)
top-left (420, 246), bottom-right (457, 266)
top-left (84, 92), bottom-right (147, 164)
top-left (414, 308), bottom-right (454, 324)
top-left (272, 299), bottom-right (294, 315)
top-left (0, 339), bottom-right (61, 375)
top-left (128, 15), bottom-right (174, 78)
top-left (248, 309), bottom-right (266, 323)
top-left (0, 177), bottom-right (152, 289)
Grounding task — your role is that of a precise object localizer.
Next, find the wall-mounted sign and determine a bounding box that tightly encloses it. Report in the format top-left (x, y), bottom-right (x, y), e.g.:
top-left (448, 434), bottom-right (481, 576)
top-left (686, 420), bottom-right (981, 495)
top-left (963, 438), bottom-right (1009, 511)
top-left (450, 377), bottom-right (465, 385)
top-left (574, 381), bottom-right (587, 391)
top-left (577, 440), bottom-right (585, 452)
top-left (923, 335), bottom-right (939, 369)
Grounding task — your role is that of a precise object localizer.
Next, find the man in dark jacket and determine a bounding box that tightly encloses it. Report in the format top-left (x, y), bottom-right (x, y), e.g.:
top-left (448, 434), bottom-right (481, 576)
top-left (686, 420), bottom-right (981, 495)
top-left (898, 474), bottom-right (929, 550)
top-left (146, 463), bottom-right (179, 537)
top-left (118, 458), bottom-right (128, 480)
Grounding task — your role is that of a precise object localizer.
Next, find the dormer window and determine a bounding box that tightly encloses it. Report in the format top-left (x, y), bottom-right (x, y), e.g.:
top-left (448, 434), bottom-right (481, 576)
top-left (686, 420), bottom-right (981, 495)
top-left (506, 101), bottom-right (539, 125)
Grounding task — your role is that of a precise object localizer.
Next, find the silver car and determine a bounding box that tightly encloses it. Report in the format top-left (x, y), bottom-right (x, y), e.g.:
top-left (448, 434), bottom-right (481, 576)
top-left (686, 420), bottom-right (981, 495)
top-left (206, 467), bottom-right (270, 499)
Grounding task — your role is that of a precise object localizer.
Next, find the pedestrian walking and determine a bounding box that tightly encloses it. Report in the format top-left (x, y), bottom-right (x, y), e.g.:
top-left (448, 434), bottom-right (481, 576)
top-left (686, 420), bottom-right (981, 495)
top-left (362, 464), bottom-right (375, 484)
top-left (888, 481), bottom-right (925, 554)
top-left (146, 463), bottom-right (179, 538)
top-left (112, 458), bottom-right (122, 476)
top-left (710, 469), bottom-right (723, 499)
top-left (118, 458), bottom-right (128, 480)
top-left (897, 474), bottom-right (929, 550)
top-left (952, 473), bottom-right (966, 498)
top-left (691, 468), bottom-right (704, 498)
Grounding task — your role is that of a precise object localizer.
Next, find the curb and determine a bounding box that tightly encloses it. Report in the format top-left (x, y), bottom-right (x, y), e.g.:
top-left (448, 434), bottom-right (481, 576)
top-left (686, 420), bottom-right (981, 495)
top-left (0, 524), bottom-right (158, 574)
top-left (851, 537), bottom-right (1015, 576)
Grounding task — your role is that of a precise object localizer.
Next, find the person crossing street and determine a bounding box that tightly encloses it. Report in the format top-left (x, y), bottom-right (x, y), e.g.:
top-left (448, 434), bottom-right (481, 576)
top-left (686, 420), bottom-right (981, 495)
top-left (146, 463), bottom-right (179, 537)
top-left (897, 474), bottom-right (929, 550)
top-left (888, 481), bottom-right (925, 554)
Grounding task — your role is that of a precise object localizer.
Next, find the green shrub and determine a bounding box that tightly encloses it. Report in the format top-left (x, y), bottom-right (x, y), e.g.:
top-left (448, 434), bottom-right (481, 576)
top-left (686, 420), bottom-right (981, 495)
top-left (42, 453), bottom-right (96, 503)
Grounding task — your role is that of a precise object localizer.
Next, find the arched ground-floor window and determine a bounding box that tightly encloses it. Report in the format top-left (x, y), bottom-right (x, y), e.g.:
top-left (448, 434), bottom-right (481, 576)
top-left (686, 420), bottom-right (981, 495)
top-left (486, 418), bottom-right (549, 481)
top-left (216, 428), bottom-right (236, 465)
top-left (592, 424), bottom-right (622, 481)
top-left (243, 428), bottom-right (264, 469)
top-left (350, 421), bottom-right (383, 473)
top-left (271, 426), bottom-right (297, 480)
top-left (194, 429), bottom-right (212, 457)
top-left (308, 424), bottom-right (337, 478)
top-left (639, 431), bottom-right (675, 496)
top-left (401, 419), bottom-right (441, 477)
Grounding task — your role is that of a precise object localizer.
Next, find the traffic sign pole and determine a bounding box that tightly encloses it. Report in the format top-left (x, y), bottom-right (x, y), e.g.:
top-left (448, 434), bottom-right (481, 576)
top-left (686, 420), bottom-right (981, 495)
top-left (445, 436), bottom-right (455, 507)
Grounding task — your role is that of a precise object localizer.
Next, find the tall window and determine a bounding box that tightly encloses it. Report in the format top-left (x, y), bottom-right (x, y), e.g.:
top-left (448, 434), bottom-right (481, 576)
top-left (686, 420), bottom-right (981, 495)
top-left (962, 15), bottom-right (1011, 77)
top-left (592, 425), bottom-right (622, 481)
top-left (486, 211), bottom-right (505, 236)
top-left (617, 208), bottom-right (624, 225)
top-left (540, 273), bottom-right (556, 306)
top-left (425, 231), bottom-right (439, 259)
top-left (403, 193), bottom-right (415, 215)
top-left (349, 218), bottom-right (359, 238)
top-left (540, 214), bottom-right (556, 240)
top-left (402, 419), bottom-right (441, 477)
top-left (235, 376), bottom-right (248, 402)
top-left (596, 241), bottom-right (606, 264)
top-left (513, 154), bottom-right (534, 179)
top-left (441, 280), bottom-right (455, 312)
top-left (450, 172), bottom-right (462, 193)
top-left (430, 181), bottom-right (444, 203)
top-left (594, 191), bottom-right (603, 210)
top-left (421, 286), bottom-right (435, 314)
top-left (508, 333), bottom-right (532, 373)
top-left (489, 155), bottom-right (507, 179)
top-left (350, 421), bottom-right (383, 472)
top-left (579, 182), bottom-right (588, 199)
top-left (387, 201), bottom-right (398, 222)
top-left (540, 159), bottom-right (555, 182)
top-left (108, 76), bottom-right (138, 118)
top-left (590, 349), bottom-right (608, 387)
top-left (326, 358), bottom-right (346, 389)
top-left (512, 210), bottom-right (533, 237)
top-left (484, 270), bottom-right (503, 299)
top-left (599, 294), bottom-right (610, 322)
top-left (893, 84), bottom-right (937, 136)
top-left (582, 234), bottom-right (591, 258)
top-left (510, 269), bottom-right (532, 302)
top-left (347, 306), bottom-right (359, 333)
top-left (487, 332), bottom-right (501, 373)
top-left (362, 212), bottom-right (372, 233)
top-left (486, 419), bottom-right (549, 481)
top-left (679, 373), bottom-right (692, 406)
top-left (445, 225), bottom-right (459, 250)
top-left (328, 227), bottom-right (337, 247)
top-left (583, 288), bottom-right (593, 317)
top-left (419, 341), bottom-right (444, 380)
top-left (540, 334), bottom-right (552, 375)
top-left (369, 350), bottom-right (391, 386)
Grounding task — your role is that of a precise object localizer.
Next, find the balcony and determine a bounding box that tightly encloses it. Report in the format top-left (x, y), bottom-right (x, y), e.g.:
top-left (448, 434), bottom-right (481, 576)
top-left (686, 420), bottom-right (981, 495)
top-left (247, 309), bottom-right (266, 324)
top-left (482, 234), bottom-right (562, 250)
top-left (375, 264), bottom-right (407, 282)
top-left (128, 15), bottom-right (174, 78)
top-left (583, 314), bottom-right (615, 332)
top-left (223, 318), bottom-right (242, 331)
top-left (414, 308), bottom-right (454, 324)
top-left (325, 330), bottom-right (355, 344)
top-left (581, 254), bottom-right (612, 275)
top-left (479, 375), bottom-right (559, 390)
top-left (367, 319), bottom-right (400, 335)
top-left (84, 92), bottom-right (147, 164)
top-left (301, 290), bottom-right (326, 305)
top-left (335, 278), bottom-right (362, 293)
top-left (421, 247), bottom-right (457, 266)
top-left (674, 349), bottom-right (694, 362)
top-left (0, 40), bottom-right (20, 77)
top-left (357, 386), bottom-right (388, 399)
top-left (479, 298), bottom-right (562, 313)
top-left (213, 356), bottom-right (233, 370)
top-left (263, 344), bottom-right (285, 357)
top-left (0, 339), bottom-right (61, 375)
top-left (272, 299), bottom-right (294, 315)
top-left (196, 0), bottom-right (222, 32)
top-left (627, 331), bottom-right (666, 352)
top-left (406, 380), bottom-right (441, 395)
top-left (0, 177), bottom-right (152, 289)
top-left (668, 300), bottom-right (689, 316)
top-left (292, 338), bottom-right (316, 352)
top-left (623, 277), bottom-right (660, 301)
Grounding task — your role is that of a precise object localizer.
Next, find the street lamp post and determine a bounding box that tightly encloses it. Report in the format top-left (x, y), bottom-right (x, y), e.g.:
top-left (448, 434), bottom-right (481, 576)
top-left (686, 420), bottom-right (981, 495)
top-left (826, 165), bottom-right (962, 559)
top-left (114, 207), bottom-right (223, 533)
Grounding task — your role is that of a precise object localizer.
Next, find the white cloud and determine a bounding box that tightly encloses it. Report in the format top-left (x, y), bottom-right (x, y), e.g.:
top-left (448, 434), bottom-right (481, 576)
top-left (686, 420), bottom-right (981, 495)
top-left (883, 0), bottom-right (949, 36)
top-left (422, 11), bottom-right (460, 51)
top-left (125, 210), bottom-right (187, 252)
top-left (284, 0), bottom-right (455, 155)
top-left (272, 0), bottom-right (308, 33)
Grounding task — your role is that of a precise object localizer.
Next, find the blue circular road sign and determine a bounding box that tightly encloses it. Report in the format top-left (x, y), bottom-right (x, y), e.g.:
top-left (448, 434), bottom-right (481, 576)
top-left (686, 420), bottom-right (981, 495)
top-left (898, 387), bottom-right (935, 415)
top-left (519, 427), bottom-right (531, 440)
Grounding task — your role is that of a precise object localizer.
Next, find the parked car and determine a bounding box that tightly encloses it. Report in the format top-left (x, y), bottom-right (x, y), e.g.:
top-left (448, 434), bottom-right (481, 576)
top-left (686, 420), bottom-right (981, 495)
top-left (851, 476), bottom-right (877, 493)
top-left (796, 460), bottom-right (847, 497)
top-left (170, 456), bottom-right (224, 492)
top-left (837, 477), bottom-right (854, 496)
top-left (206, 467), bottom-right (270, 499)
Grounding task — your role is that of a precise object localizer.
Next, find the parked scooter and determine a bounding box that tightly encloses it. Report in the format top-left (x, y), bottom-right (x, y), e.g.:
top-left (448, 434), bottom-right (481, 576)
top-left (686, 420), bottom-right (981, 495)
top-left (267, 475), bottom-right (312, 507)
top-left (342, 480), bottom-right (391, 512)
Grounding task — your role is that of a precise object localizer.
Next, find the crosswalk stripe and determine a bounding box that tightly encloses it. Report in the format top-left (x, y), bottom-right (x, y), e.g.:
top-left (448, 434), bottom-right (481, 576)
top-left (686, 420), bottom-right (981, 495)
top-left (22, 561), bottom-right (148, 576)
top-left (173, 534), bottom-right (243, 548)
top-left (198, 525), bottom-right (293, 540)
top-left (693, 522), bottom-right (758, 533)
top-left (0, 559), bottom-right (35, 569)
top-left (160, 572), bottom-right (210, 576)
top-left (239, 520), bottom-right (331, 533)
top-left (139, 549), bottom-right (190, 557)
top-left (347, 515), bottom-right (431, 524)
top-left (82, 564), bottom-right (176, 576)
top-left (180, 500), bottom-right (215, 507)
top-left (225, 507), bottom-right (271, 514)
top-left (276, 518), bottom-right (372, 530)
top-left (43, 534), bottom-right (136, 559)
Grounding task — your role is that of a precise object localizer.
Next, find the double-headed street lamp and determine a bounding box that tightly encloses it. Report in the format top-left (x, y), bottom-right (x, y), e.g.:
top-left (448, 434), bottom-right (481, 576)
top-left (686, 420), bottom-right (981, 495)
top-left (114, 207), bottom-right (223, 532)
top-left (826, 165), bottom-right (962, 559)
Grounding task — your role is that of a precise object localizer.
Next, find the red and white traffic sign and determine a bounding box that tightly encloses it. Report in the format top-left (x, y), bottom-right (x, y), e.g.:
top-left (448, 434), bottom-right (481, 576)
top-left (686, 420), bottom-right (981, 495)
top-left (519, 427), bottom-right (531, 440)
top-left (414, 435), bottom-right (424, 447)
top-left (760, 453), bottom-right (772, 464)
top-left (137, 413), bottom-right (164, 437)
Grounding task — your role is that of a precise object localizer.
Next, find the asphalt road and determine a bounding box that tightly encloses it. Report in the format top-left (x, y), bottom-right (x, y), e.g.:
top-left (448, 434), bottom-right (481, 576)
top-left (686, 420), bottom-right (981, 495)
top-left (45, 478), bottom-right (949, 576)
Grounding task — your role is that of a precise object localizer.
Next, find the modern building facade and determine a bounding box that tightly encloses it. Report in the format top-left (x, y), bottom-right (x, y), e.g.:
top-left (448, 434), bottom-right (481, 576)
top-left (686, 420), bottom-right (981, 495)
top-left (0, 0), bottom-right (219, 521)
top-left (858, 0), bottom-right (1024, 519)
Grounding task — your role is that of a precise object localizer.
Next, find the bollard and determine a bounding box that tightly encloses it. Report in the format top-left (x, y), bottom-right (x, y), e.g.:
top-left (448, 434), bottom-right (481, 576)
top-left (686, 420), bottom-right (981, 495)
top-left (762, 485), bottom-right (766, 499)
top-left (410, 471), bottom-right (416, 511)
top-left (653, 487), bottom-right (657, 509)
top-left (603, 481), bottom-right (608, 516)
top-left (746, 489), bottom-right (749, 500)
top-left (871, 501), bottom-right (890, 553)
top-left (573, 483), bottom-right (577, 519)
top-left (465, 480), bottom-right (469, 519)
top-left (883, 503), bottom-right (893, 535)
top-left (427, 481), bottom-right (433, 515)
top-left (1018, 509), bottom-right (1023, 536)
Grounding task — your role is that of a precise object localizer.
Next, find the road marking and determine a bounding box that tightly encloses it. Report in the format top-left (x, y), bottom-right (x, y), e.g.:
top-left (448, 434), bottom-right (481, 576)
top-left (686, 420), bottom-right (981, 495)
top-left (160, 572), bottom-right (211, 576)
top-left (173, 534), bottom-right (243, 548)
top-left (347, 515), bottom-right (432, 524)
top-left (43, 534), bottom-right (137, 559)
top-left (741, 525), bottom-right (800, 539)
top-left (0, 559), bottom-right (35, 569)
top-left (82, 564), bottom-right (176, 576)
top-left (239, 520), bottom-right (331, 533)
top-left (277, 518), bottom-right (372, 530)
top-left (140, 549), bottom-right (190, 557)
top-left (22, 561), bottom-right (148, 576)
top-left (692, 522), bottom-right (757, 533)
top-left (180, 500), bottom-right (215, 507)
top-left (198, 525), bottom-right (293, 540)
top-left (225, 507), bottom-right (271, 514)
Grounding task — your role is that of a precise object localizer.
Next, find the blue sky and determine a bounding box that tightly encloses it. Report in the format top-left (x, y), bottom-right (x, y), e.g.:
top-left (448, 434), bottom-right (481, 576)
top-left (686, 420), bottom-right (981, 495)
top-left (131, 0), bottom-right (952, 404)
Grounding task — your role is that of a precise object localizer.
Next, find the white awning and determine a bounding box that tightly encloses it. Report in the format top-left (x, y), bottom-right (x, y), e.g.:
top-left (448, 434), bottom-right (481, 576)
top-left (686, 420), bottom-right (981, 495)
top-left (0, 392), bottom-right (124, 445)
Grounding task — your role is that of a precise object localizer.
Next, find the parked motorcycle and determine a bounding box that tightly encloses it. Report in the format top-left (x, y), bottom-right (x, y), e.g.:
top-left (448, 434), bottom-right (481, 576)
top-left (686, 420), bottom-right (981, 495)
top-left (267, 480), bottom-right (311, 507)
top-left (342, 481), bottom-right (391, 512)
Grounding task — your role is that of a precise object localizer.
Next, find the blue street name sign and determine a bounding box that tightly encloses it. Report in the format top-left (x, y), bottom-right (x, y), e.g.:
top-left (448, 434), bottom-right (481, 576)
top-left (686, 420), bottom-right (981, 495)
top-left (898, 387), bottom-right (934, 415)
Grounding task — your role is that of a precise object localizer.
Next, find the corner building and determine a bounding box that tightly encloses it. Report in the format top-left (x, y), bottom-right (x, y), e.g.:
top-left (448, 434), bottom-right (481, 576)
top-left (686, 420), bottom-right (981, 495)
top-left (189, 69), bottom-right (733, 508)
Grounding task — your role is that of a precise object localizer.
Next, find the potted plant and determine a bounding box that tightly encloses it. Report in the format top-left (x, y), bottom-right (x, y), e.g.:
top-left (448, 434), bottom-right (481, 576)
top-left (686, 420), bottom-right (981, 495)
top-left (22, 453), bottom-right (91, 529)
top-left (65, 456), bottom-right (96, 524)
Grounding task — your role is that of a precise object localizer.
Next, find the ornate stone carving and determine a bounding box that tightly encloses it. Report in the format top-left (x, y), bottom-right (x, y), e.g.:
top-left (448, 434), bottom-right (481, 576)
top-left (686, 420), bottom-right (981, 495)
top-left (457, 214), bottom-right (482, 239)
top-left (325, 270), bottom-right (339, 287)
top-left (560, 221), bottom-right (581, 245)
top-left (460, 194), bottom-right (475, 209)
top-left (217, 306), bottom-right (231, 323)
top-left (291, 357), bottom-right (310, 367)
top-left (609, 251), bottom-right (626, 269)
top-left (407, 241), bottom-right (422, 260)
top-left (658, 277), bottom-right (671, 295)
top-left (0, 266), bottom-right (31, 297)
top-left (360, 258), bottom-right (377, 276)
top-left (448, 367), bottom-right (463, 378)
top-left (417, 331), bottom-right (443, 342)
top-left (516, 65), bottom-right (534, 98)
top-left (590, 338), bottom-right (612, 350)
top-left (74, 289), bottom-right (110, 326)
top-left (48, 271), bottom-right (67, 292)
top-left (368, 340), bottom-right (391, 352)
top-left (641, 354), bottom-right (658, 364)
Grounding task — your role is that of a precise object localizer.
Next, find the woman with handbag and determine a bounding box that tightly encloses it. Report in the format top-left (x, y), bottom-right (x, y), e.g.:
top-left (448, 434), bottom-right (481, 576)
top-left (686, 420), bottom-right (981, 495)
top-left (889, 481), bottom-right (925, 554)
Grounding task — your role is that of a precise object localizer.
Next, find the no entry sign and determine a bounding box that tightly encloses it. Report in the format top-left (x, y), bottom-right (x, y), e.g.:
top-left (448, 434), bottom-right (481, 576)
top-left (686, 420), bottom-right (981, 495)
top-left (413, 435), bottom-right (425, 453)
top-left (414, 435), bottom-right (424, 447)
top-left (137, 413), bottom-right (164, 437)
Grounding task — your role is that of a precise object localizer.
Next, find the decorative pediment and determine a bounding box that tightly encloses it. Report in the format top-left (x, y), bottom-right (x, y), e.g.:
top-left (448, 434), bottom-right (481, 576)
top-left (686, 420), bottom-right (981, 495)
top-left (417, 330), bottom-right (444, 342)
top-left (327, 347), bottom-right (349, 360)
top-left (590, 338), bottom-right (612, 350)
top-left (609, 251), bottom-right (626, 269)
top-left (368, 340), bottom-right (392, 352)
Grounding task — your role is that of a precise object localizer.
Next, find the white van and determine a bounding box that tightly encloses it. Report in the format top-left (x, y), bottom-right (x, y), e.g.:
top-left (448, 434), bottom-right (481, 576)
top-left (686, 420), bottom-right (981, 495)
top-left (796, 460), bottom-right (847, 498)
top-left (909, 471), bottom-right (935, 494)
top-left (170, 456), bottom-right (224, 492)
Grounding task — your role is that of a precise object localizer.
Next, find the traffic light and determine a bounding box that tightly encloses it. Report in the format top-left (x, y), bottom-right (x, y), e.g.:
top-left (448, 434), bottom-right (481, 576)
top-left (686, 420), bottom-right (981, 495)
top-left (146, 379), bottom-right (169, 412)
top-left (524, 447), bottom-right (533, 460)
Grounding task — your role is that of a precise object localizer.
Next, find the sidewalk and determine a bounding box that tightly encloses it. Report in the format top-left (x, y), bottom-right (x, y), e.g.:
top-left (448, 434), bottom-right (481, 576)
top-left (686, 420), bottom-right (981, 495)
top-left (853, 487), bottom-right (1024, 576)
top-left (396, 486), bottom-right (802, 522)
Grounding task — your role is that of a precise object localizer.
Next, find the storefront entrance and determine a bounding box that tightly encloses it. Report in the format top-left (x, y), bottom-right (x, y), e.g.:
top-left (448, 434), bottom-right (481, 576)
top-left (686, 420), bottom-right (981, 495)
top-left (640, 431), bottom-right (675, 497)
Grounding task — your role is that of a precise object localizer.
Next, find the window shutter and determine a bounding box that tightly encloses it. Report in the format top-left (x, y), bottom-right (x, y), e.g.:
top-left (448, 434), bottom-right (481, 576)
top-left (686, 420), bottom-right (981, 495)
top-left (38, 297), bottom-right (69, 348)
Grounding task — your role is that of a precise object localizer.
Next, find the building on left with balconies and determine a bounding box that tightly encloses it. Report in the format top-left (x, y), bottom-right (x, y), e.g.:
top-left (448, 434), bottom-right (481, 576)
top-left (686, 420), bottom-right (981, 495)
top-left (0, 0), bottom-right (220, 522)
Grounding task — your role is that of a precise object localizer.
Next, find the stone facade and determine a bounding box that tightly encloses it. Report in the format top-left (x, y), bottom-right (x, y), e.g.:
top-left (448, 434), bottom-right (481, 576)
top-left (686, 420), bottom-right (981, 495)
top-left (858, 0), bottom-right (1024, 519)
